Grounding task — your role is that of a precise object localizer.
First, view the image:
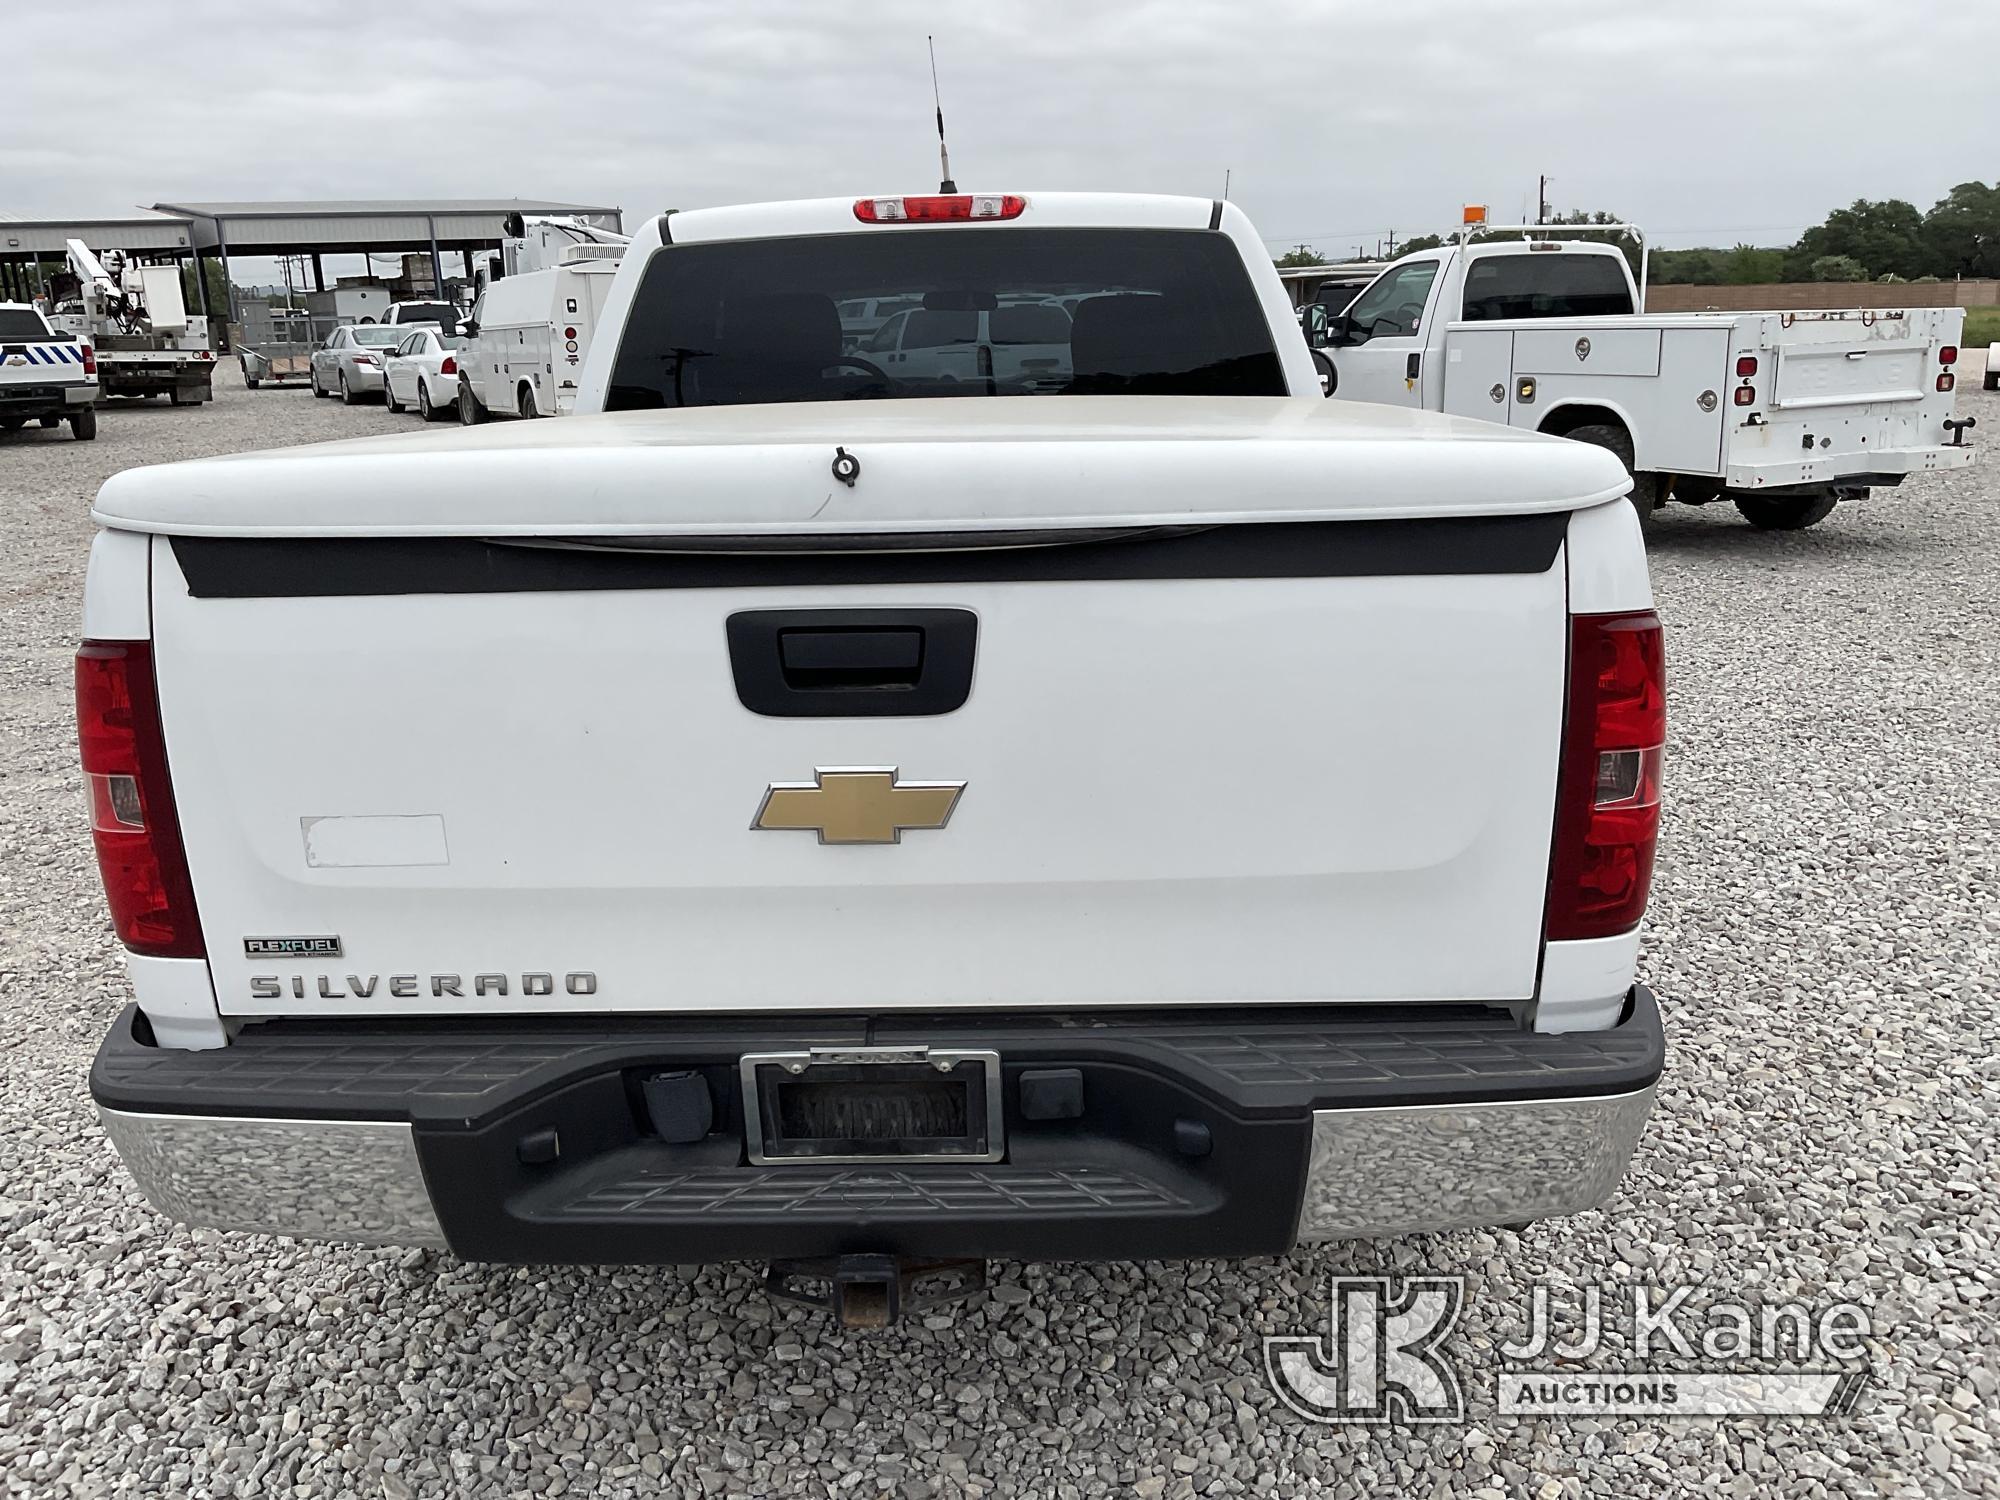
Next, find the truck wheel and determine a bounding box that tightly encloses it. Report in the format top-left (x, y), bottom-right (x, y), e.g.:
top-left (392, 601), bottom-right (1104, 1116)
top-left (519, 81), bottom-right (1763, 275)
top-left (1561, 422), bottom-right (1659, 534)
top-left (517, 384), bottom-right (538, 420)
top-left (1733, 494), bottom-right (1838, 531)
top-left (70, 407), bottom-right (98, 441)
top-left (1985, 369), bottom-right (1999, 391)
top-left (39, 414), bottom-right (61, 429)
top-left (0, 418), bottom-right (24, 433)
top-left (459, 380), bottom-right (486, 425)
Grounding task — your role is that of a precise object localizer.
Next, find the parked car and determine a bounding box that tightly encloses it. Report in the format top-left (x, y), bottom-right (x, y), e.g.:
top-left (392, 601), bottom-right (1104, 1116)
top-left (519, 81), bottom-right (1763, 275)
top-left (382, 325), bottom-right (469, 420)
top-left (310, 324), bottom-right (413, 404)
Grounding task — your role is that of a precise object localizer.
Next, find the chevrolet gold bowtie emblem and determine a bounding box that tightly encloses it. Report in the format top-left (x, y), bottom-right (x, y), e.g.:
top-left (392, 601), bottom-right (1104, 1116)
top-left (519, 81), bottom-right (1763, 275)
top-left (752, 767), bottom-right (965, 845)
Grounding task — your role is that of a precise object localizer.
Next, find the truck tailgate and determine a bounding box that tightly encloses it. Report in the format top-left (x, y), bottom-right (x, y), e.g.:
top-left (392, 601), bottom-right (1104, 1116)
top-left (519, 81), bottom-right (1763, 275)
top-left (102, 400), bottom-right (1620, 1022)
top-left (147, 536), bottom-right (1564, 1019)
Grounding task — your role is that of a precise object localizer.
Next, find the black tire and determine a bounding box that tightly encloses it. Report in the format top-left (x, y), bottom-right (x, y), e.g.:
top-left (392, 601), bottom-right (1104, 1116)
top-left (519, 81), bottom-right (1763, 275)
top-left (1733, 494), bottom-right (1838, 531)
top-left (71, 407), bottom-right (98, 441)
top-left (459, 379), bottom-right (486, 425)
top-left (340, 373), bottom-right (358, 406)
top-left (517, 383), bottom-right (538, 420)
top-left (1984, 370), bottom-right (1998, 392)
top-left (418, 383), bottom-right (436, 421)
top-left (245, 375), bottom-right (261, 390)
top-left (385, 380), bottom-right (404, 414)
top-left (38, 414), bottom-right (61, 429)
top-left (312, 368), bottom-right (328, 398)
top-left (0, 417), bottom-right (24, 433)
top-left (1560, 422), bottom-right (1660, 534)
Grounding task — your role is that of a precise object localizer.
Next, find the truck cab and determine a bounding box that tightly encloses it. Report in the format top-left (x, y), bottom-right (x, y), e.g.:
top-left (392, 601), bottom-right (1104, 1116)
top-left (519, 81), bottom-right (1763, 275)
top-left (1326, 240), bottom-right (1637, 408)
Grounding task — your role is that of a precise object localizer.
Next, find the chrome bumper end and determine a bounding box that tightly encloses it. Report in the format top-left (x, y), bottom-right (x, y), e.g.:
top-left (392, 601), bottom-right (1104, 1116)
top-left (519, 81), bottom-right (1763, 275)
top-left (98, 1107), bottom-right (447, 1248)
top-left (1295, 1085), bottom-right (1657, 1241)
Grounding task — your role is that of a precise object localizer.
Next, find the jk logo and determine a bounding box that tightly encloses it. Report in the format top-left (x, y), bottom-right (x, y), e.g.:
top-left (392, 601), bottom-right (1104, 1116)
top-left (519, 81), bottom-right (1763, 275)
top-left (1264, 1276), bottom-right (1465, 1425)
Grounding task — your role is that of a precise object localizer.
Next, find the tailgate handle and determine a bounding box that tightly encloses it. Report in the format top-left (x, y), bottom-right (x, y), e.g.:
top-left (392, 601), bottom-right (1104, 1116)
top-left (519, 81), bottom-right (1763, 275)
top-left (727, 608), bottom-right (977, 718)
top-left (779, 628), bottom-right (923, 689)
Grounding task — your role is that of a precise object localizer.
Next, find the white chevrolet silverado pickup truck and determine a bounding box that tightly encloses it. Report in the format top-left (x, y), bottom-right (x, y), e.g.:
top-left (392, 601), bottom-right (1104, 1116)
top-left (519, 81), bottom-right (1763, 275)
top-left (0, 301), bottom-right (98, 440)
top-left (83, 192), bottom-right (1666, 1324)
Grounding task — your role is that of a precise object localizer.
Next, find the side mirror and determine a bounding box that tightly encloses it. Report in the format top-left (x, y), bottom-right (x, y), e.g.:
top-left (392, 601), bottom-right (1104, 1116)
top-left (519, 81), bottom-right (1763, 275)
top-left (1324, 312), bottom-right (1358, 347)
top-left (1310, 349), bottom-right (1338, 397)
top-left (1302, 304), bottom-right (1331, 349)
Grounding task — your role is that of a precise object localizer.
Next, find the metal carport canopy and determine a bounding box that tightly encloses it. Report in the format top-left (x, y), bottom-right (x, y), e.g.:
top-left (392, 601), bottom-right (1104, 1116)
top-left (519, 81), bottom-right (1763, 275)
top-left (0, 211), bottom-right (196, 257)
top-left (151, 199), bottom-right (624, 255)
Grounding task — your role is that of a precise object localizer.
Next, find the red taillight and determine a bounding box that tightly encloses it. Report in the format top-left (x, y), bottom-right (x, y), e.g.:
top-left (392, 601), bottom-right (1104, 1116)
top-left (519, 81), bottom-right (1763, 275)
top-left (1735, 354), bottom-right (1758, 377)
top-left (81, 343), bottom-right (97, 375)
top-left (1547, 611), bottom-right (1665, 942)
top-left (853, 194), bottom-right (1027, 223)
top-left (563, 326), bottom-right (577, 340)
top-left (439, 354), bottom-right (457, 376)
top-left (1937, 372), bottom-right (1955, 393)
top-left (1733, 385), bottom-right (1756, 407)
top-left (76, 641), bottom-right (203, 957)
top-left (1938, 345), bottom-right (1958, 366)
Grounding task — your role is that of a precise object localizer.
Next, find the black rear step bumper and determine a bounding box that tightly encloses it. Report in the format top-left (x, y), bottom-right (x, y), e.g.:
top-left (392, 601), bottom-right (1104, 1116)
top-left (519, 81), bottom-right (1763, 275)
top-left (91, 989), bottom-right (1663, 1262)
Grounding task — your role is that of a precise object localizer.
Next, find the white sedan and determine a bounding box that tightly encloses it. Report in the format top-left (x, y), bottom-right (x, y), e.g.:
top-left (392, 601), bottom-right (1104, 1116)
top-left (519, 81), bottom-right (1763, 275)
top-left (382, 326), bottom-right (470, 420)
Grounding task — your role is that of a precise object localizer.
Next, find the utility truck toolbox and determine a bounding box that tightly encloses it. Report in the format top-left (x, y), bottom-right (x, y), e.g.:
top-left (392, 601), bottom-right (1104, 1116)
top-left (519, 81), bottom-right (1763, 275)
top-left (82, 193), bottom-right (1666, 1304)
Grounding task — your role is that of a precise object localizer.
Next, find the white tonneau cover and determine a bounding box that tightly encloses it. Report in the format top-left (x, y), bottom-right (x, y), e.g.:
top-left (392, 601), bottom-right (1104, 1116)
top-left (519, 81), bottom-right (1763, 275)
top-left (93, 396), bottom-right (1631, 538)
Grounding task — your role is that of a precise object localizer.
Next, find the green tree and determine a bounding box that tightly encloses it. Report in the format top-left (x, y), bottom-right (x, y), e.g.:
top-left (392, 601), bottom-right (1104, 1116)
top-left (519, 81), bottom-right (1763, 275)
top-left (1275, 245), bottom-right (1327, 268)
top-left (1784, 199), bottom-right (1925, 281)
top-left (1920, 181), bottom-right (2000, 279)
top-left (1398, 234), bottom-right (1446, 255)
top-left (1723, 244), bottom-right (1783, 284)
top-left (1653, 248), bottom-right (1726, 285)
top-left (1809, 254), bottom-right (1869, 282)
top-left (180, 260), bottom-right (231, 316)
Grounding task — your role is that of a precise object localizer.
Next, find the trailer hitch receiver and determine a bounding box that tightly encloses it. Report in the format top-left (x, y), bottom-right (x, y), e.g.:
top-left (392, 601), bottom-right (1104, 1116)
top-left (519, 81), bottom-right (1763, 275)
top-left (766, 1255), bottom-right (987, 1329)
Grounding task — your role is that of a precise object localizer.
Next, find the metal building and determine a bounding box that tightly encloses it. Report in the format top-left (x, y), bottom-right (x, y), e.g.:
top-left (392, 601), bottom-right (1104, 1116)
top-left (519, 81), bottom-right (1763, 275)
top-left (150, 198), bottom-right (625, 317)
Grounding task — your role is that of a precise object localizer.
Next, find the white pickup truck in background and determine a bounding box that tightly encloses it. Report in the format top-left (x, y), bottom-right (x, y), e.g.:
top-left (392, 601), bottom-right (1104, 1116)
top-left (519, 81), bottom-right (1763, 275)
top-left (82, 191), bottom-right (1666, 1324)
top-left (1311, 228), bottom-right (1977, 531)
top-left (0, 301), bottom-right (97, 440)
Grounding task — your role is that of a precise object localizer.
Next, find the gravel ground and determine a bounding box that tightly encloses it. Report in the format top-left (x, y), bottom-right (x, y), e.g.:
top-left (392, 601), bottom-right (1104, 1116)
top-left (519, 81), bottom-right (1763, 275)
top-left (2, 373), bottom-right (1995, 1499)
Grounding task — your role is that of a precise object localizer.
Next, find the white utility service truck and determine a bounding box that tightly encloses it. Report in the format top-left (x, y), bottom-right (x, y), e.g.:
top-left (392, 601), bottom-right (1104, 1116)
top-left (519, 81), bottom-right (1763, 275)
top-left (458, 213), bottom-right (629, 422)
top-left (1312, 226), bottom-right (1976, 531)
top-left (0, 302), bottom-right (97, 440)
top-left (83, 191), bottom-right (1666, 1325)
top-left (47, 241), bottom-right (216, 406)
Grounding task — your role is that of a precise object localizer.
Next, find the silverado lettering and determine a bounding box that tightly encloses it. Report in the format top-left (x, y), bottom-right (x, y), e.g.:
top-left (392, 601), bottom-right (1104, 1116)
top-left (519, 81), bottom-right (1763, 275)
top-left (248, 973), bottom-right (599, 1000)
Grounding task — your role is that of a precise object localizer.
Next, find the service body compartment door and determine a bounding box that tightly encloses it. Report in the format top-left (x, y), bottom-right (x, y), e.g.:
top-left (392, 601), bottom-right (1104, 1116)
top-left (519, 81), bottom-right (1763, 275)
top-left (1438, 327), bottom-right (1516, 426)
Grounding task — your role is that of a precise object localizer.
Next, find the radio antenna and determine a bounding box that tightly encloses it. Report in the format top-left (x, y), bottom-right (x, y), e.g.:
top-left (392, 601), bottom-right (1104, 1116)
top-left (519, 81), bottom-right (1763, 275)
top-left (928, 36), bottom-right (956, 192)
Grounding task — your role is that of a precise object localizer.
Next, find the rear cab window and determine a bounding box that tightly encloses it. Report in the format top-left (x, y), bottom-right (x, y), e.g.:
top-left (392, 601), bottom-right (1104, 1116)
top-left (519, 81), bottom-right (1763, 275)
top-left (1460, 252), bottom-right (1635, 320)
top-left (605, 228), bottom-right (1287, 408)
top-left (0, 308), bottom-right (49, 338)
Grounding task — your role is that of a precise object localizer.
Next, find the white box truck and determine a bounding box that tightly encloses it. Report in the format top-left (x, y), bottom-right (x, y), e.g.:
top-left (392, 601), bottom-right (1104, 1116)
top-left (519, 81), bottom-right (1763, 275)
top-left (458, 215), bottom-right (628, 422)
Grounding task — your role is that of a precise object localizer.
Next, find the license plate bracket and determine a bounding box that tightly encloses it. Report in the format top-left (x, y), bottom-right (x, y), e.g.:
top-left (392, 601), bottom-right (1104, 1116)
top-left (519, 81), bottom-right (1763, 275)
top-left (741, 1046), bottom-right (1004, 1165)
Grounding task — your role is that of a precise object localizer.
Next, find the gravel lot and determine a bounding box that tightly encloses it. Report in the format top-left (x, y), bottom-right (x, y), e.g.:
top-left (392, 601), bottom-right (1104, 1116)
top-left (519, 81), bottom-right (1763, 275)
top-left (2, 373), bottom-right (1995, 1499)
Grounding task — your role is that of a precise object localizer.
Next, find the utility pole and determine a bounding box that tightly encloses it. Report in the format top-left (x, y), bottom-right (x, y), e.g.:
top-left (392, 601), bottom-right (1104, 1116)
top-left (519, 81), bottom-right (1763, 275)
top-left (1537, 175), bottom-right (1551, 226)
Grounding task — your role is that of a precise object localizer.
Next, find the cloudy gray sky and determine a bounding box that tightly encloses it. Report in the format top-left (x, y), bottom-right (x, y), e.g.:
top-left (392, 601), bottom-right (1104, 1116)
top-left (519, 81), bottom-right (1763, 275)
top-left (15, 0), bottom-right (1999, 264)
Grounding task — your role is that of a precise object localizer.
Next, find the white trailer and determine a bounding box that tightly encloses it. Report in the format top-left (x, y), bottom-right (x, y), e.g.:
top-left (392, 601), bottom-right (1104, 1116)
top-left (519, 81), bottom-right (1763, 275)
top-left (1313, 226), bottom-right (1975, 530)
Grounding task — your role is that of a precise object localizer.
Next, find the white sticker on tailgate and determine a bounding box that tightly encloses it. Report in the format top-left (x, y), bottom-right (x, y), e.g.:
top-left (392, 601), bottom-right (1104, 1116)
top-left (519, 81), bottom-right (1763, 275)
top-left (301, 814), bottom-right (449, 868)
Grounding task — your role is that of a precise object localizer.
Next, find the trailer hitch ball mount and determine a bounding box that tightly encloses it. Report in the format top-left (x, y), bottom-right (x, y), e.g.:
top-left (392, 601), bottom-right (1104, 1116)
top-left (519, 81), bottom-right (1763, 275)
top-left (766, 1255), bottom-right (988, 1329)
